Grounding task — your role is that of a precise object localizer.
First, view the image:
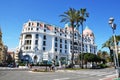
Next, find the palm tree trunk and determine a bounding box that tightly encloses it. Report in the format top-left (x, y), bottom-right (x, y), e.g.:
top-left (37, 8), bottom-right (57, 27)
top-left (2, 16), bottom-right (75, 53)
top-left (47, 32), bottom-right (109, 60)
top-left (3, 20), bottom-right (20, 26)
top-left (81, 23), bottom-right (83, 69)
top-left (71, 23), bottom-right (74, 68)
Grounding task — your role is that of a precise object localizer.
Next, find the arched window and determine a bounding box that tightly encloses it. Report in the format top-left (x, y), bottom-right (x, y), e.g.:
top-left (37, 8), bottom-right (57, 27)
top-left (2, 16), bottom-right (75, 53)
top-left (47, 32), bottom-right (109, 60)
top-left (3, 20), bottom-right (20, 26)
top-left (25, 34), bottom-right (32, 39)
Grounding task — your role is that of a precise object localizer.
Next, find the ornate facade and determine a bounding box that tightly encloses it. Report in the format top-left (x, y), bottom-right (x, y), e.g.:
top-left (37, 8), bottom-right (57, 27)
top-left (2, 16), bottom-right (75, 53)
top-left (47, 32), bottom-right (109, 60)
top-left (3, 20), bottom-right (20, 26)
top-left (18, 20), bottom-right (97, 65)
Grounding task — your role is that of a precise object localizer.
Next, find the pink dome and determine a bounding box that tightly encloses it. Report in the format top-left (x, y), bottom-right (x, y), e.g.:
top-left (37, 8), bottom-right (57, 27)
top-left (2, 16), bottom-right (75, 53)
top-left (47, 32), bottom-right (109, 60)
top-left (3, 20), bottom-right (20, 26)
top-left (83, 26), bottom-right (94, 37)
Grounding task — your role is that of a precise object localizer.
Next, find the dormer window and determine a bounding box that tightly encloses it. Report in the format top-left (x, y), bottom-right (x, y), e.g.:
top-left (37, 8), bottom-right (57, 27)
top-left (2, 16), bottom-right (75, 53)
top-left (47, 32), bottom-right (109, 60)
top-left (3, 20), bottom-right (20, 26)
top-left (44, 24), bottom-right (47, 28)
top-left (44, 29), bottom-right (46, 32)
top-left (28, 22), bottom-right (31, 26)
top-left (37, 23), bottom-right (39, 26)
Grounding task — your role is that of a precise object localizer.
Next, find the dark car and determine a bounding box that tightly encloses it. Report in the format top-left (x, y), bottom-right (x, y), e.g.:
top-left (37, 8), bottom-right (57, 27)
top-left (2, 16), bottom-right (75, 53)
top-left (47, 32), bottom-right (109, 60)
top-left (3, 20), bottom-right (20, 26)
top-left (8, 63), bottom-right (15, 68)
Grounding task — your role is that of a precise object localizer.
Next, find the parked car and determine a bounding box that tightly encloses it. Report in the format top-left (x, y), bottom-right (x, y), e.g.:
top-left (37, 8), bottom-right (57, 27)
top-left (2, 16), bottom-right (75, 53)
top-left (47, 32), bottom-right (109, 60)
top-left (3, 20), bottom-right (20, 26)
top-left (8, 63), bottom-right (15, 68)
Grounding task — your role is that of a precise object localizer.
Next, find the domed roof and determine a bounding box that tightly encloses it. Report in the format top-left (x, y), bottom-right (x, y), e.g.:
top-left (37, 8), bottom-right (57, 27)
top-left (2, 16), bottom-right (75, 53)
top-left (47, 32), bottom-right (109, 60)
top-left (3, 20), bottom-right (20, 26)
top-left (83, 26), bottom-right (94, 37)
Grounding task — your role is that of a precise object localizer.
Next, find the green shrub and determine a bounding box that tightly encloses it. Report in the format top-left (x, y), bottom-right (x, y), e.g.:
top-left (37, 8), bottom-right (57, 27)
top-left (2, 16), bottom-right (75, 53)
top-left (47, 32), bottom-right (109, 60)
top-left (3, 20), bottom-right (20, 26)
top-left (19, 62), bottom-right (25, 66)
top-left (98, 64), bottom-right (108, 68)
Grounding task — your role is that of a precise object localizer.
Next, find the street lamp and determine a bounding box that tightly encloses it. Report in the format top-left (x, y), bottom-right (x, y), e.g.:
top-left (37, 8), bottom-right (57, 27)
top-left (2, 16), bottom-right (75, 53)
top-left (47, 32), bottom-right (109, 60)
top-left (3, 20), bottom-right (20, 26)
top-left (109, 17), bottom-right (120, 78)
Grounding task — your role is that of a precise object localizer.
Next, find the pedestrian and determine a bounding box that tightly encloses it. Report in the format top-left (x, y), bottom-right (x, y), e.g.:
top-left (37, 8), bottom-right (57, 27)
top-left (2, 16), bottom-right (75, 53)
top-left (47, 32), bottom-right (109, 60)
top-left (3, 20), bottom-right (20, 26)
top-left (29, 63), bottom-right (32, 69)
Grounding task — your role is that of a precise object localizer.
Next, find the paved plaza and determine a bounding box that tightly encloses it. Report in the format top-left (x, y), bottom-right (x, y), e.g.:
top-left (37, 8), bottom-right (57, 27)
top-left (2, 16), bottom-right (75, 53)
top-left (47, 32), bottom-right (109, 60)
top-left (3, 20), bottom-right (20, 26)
top-left (0, 68), bottom-right (117, 80)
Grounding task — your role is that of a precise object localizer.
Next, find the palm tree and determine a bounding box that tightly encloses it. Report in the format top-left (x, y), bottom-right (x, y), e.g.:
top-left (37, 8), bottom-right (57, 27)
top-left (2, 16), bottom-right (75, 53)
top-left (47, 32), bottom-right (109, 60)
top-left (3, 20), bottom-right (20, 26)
top-left (102, 51), bottom-right (108, 59)
top-left (102, 39), bottom-right (114, 62)
top-left (60, 8), bottom-right (89, 68)
top-left (79, 8), bottom-right (89, 68)
top-left (103, 35), bottom-right (120, 60)
top-left (60, 8), bottom-right (76, 67)
top-left (97, 50), bottom-right (102, 58)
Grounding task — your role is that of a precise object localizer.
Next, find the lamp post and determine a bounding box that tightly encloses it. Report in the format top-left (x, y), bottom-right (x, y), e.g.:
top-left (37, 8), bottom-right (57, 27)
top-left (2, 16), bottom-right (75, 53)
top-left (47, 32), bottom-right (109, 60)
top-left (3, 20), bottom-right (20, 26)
top-left (109, 17), bottom-right (120, 78)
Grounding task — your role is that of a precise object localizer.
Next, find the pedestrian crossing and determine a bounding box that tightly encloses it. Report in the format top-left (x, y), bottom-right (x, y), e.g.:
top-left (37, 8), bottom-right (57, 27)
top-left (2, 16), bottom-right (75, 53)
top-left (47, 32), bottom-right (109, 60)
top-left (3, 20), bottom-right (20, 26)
top-left (53, 78), bottom-right (70, 80)
top-left (57, 69), bottom-right (116, 78)
top-left (71, 70), bottom-right (115, 77)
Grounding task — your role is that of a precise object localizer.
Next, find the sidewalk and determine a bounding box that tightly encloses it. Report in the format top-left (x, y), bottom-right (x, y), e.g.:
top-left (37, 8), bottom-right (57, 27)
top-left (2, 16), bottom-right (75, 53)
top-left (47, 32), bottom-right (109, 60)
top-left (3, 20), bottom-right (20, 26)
top-left (0, 67), bottom-right (30, 71)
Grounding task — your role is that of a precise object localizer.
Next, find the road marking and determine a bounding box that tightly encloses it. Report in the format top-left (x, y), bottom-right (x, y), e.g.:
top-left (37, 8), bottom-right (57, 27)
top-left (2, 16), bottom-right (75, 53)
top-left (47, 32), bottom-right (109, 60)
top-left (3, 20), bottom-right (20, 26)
top-left (53, 78), bottom-right (70, 80)
top-left (99, 74), bottom-right (117, 80)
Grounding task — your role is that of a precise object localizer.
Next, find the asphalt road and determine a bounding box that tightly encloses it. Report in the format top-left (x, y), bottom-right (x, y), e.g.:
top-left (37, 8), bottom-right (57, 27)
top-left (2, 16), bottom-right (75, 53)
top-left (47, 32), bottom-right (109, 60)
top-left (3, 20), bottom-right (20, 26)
top-left (0, 68), bottom-right (116, 80)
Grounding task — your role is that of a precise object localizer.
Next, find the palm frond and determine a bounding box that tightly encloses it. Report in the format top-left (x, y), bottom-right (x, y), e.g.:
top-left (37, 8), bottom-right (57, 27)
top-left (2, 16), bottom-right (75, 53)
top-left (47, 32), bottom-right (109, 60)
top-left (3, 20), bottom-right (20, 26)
top-left (60, 18), bottom-right (69, 23)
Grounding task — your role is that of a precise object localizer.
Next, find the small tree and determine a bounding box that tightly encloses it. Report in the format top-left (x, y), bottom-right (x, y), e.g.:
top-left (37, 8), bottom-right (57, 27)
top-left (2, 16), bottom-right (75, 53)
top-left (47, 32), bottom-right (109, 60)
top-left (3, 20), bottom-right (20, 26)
top-left (6, 54), bottom-right (13, 64)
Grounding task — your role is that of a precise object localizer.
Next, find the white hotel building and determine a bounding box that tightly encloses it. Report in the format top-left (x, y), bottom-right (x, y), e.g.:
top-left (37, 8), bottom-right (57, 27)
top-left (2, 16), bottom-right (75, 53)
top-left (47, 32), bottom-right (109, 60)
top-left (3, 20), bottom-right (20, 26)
top-left (18, 20), bottom-right (97, 65)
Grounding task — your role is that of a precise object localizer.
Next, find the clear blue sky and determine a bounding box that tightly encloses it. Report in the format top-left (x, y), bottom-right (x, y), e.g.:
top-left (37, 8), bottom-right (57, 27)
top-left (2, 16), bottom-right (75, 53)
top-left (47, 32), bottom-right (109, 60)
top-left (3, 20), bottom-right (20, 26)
top-left (0, 0), bottom-right (120, 52)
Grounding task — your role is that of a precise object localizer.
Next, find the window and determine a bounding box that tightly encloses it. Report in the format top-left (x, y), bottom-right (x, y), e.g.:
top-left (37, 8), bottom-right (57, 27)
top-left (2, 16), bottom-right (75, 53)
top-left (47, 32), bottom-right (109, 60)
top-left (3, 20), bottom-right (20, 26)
top-left (79, 43), bottom-right (81, 46)
top-left (28, 22), bottom-right (31, 26)
top-left (65, 45), bottom-right (67, 49)
top-left (36, 28), bottom-right (39, 31)
top-left (36, 34), bottom-right (39, 39)
top-left (60, 44), bottom-right (62, 48)
top-left (43, 47), bottom-right (45, 51)
top-left (55, 48), bottom-right (57, 52)
top-left (37, 23), bottom-right (39, 26)
top-left (65, 50), bottom-right (67, 53)
top-left (25, 34), bottom-right (32, 39)
top-left (25, 46), bottom-right (31, 50)
top-left (75, 37), bottom-right (76, 39)
top-left (60, 29), bottom-right (62, 32)
top-left (28, 28), bottom-right (30, 30)
top-left (43, 35), bottom-right (46, 40)
top-left (29, 46), bottom-right (31, 49)
top-left (44, 24), bottom-right (46, 28)
top-left (55, 37), bottom-right (57, 41)
top-left (26, 46), bottom-right (28, 50)
top-left (83, 47), bottom-right (84, 51)
top-left (60, 39), bottom-right (62, 43)
top-left (55, 43), bottom-right (57, 47)
top-left (44, 29), bottom-right (46, 32)
top-left (74, 33), bottom-right (76, 36)
top-left (65, 30), bottom-right (67, 33)
top-left (31, 28), bottom-right (33, 30)
top-left (25, 40), bottom-right (31, 45)
top-left (65, 40), bottom-right (67, 44)
top-left (60, 49), bottom-right (62, 53)
top-left (35, 40), bottom-right (38, 45)
top-left (65, 35), bottom-right (66, 37)
top-left (60, 33), bottom-right (62, 36)
top-left (43, 41), bottom-right (46, 46)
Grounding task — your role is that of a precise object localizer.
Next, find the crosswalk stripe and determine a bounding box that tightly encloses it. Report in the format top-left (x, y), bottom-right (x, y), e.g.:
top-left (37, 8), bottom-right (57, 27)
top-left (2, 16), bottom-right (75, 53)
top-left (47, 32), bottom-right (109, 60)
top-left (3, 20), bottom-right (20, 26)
top-left (53, 78), bottom-right (70, 80)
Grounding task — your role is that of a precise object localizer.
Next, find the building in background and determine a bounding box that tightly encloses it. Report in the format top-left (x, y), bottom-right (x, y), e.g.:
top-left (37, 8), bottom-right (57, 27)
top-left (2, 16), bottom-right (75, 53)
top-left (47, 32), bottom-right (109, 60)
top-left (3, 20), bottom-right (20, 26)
top-left (18, 20), bottom-right (97, 65)
top-left (0, 28), bottom-right (8, 63)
